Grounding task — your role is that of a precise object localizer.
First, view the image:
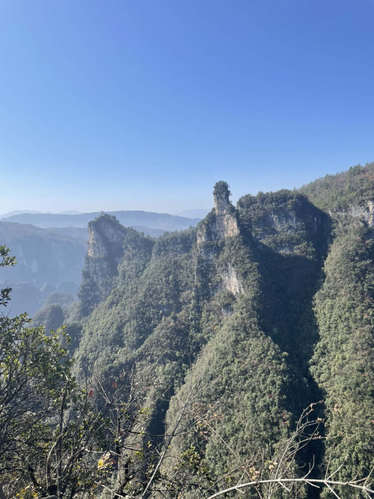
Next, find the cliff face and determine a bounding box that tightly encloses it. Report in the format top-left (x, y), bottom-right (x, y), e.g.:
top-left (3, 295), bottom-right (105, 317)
top-left (196, 181), bottom-right (243, 296)
top-left (213, 181), bottom-right (240, 239)
top-left (197, 181), bottom-right (239, 247)
top-left (368, 200), bottom-right (374, 226)
top-left (86, 214), bottom-right (127, 261)
top-left (78, 214), bottom-right (128, 317)
top-left (237, 190), bottom-right (329, 258)
top-left (342, 199), bottom-right (374, 226)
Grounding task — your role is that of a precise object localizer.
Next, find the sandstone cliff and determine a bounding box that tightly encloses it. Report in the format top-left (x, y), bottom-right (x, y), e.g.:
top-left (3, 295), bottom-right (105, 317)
top-left (78, 214), bottom-right (128, 316)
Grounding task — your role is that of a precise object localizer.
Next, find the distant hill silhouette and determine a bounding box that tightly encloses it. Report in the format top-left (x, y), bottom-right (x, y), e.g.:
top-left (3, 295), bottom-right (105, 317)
top-left (2, 210), bottom-right (199, 231)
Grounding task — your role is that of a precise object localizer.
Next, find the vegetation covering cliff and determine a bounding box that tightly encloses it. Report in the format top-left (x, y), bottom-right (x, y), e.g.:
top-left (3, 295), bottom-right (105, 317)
top-left (67, 170), bottom-right (374, 497)
top-left (300, 161), bottom-right (374, 216)
top-left (2, 165), bottom-right (374, 497)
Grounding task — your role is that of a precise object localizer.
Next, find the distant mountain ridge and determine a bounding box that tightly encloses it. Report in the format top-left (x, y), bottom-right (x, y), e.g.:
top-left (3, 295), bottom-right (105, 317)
top-left (0, 210), bottom-right (43, 217)
top-left (0, 222), bottom-right (87, 316)
top-left (177, 208), bottom-right (209, 218)
top-left (2, 210), bottom-right (200, 231)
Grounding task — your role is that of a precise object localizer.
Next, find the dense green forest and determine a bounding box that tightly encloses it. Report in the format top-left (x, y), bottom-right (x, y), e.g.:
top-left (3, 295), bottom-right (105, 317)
top-left (300, 161), bottom-right (374, 214)
top-left (1, 166), bottom-right (374, 497)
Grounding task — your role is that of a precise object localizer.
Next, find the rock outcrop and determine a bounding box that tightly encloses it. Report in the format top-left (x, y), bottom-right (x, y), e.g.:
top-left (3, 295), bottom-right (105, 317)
top-left (368, 200), bottom-right (374, 227)
top-left (196, 181), bottom-right (239, 248)
top-left (79, 214), bottom-right (128, 316)
top-left (87, 214), bottom-right (127, 262)
top-left (213, 181), bottom-right (240, 239)
top-left (347, 200), bottom-right (374, 227)
top-left (196, 182), bottom-right (243, 297)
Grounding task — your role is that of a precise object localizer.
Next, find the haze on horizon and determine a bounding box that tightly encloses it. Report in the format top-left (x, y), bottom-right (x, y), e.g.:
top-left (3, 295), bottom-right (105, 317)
top-left (1, 0), bottom-right (373, 214)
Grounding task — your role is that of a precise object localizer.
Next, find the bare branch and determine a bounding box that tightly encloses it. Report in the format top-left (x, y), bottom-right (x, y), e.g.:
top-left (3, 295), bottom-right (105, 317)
top-left (207, 477), bottom-right (374, 498)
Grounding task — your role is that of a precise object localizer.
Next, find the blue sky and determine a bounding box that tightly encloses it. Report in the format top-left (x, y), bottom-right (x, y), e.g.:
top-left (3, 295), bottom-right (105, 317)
top-left (1, 0), bottom-right (374, 213)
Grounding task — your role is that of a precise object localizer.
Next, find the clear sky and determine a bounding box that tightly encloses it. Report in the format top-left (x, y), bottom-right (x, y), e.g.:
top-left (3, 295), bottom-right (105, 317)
top-left (1, 0), bottom-right (374, 214)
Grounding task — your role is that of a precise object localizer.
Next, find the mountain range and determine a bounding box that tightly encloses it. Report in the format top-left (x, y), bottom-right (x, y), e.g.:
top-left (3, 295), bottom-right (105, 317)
top-left (2, 162), bottom-right (374, 496)
top-left (1, 210), bottom-right (199, 231)
top-left (52, 162), bottom-right (374, 496)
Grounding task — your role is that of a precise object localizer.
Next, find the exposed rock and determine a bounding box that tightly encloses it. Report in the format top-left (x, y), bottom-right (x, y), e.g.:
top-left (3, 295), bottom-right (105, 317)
top-left (332, 200), bottom-right (374, 227)
top-left (222, 263), bottom-right (244, 296)
top-left (196, 182), bottom-right (243, 297)
top-left (368, 200), bottom-right (374, 227)
top-left (87, 214), bottom-right (127, 262)
top-left (79, 214), bottom-right (128, 316)
top-left (214, 181), bottom-right (240, 239)
top-left (197, 181), bottom-right (239, 250)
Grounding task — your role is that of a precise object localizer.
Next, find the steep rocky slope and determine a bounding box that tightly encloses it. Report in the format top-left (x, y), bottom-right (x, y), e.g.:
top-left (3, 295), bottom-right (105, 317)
top-left (74, 179), bottom-right (369, 496)
top-left (68, 166), bottom-right (374, 496)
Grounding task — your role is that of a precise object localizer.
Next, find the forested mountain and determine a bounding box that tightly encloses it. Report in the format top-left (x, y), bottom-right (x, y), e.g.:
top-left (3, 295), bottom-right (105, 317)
top-left (300, 161), bottom-right (374, 215)
top-left (70, 183), bottom-right (331, 496)
top-left (60, 165), bottom-right (372, 497)
top-left (2, 165), bottom-right (374, 497)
